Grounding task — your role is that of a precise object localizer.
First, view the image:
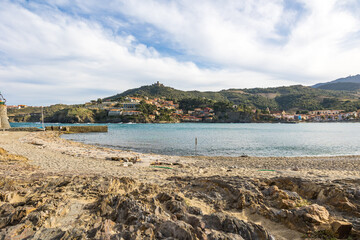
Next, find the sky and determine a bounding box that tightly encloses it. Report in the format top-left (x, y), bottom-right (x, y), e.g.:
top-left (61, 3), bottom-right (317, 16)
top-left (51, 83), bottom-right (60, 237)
top-left (1, 0), bottom-right (360, 105)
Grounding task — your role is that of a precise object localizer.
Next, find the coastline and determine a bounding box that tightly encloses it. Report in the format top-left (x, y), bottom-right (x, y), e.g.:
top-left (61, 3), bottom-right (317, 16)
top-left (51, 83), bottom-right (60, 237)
top-left (2, 130), bottom-right (360, 181)
top-left (0, 131), bottom-right (359, 239)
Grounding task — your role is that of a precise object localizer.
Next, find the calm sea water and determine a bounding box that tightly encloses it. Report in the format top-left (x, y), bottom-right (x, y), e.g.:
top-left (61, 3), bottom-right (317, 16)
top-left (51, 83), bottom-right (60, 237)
top-left (11, 122), bottom-right (360, 157)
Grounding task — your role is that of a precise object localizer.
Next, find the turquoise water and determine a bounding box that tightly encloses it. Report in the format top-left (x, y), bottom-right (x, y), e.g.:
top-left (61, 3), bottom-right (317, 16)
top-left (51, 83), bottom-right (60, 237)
top-left (10, 122), bottom-right (360, 157)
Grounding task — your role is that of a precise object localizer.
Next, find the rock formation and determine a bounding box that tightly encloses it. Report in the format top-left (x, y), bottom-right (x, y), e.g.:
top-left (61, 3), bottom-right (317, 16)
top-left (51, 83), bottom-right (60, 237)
top-left (0, 147), bottom-right (359, 239)
top-left (0, 175), bottom-right (274, 239)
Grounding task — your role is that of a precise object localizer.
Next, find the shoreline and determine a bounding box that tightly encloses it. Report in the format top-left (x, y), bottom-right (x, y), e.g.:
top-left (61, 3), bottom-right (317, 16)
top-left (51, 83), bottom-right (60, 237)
top-left (10, 121), bottom-right (360, 158)
top-left (60, 139), bottom-right (360, 159)
top-left (0, 131), bottom-right (359, 239)
top-left (10, 120), bottom-right (360, 124)
top-left (0, 130), bottom-right (359, 182)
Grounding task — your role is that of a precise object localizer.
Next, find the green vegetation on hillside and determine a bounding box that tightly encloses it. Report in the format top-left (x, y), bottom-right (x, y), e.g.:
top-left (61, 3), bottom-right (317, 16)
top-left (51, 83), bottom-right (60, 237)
top-left (8, 104), bottom-right (71, 122)
top-left (313, 74), bottom-right (360, 90)
top-left (315, 82), bottom-right (360, 91)
top-left (45, 107), bottom-right (95, 123)
top-left (105, 83), bottom-right (360, 112)
top-left (138, 101), bottom-right (157, 115)
top-left (8, 82), bottom-right (360, 124)
top-left (105, 84), bottom-right (227, 102)
top-left (8, 105), bottom-right (102, 123)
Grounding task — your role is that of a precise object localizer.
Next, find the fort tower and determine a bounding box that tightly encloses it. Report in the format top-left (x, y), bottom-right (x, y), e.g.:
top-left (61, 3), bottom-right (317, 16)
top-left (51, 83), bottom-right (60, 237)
top-left (0, 92), bottom-right (11, 129)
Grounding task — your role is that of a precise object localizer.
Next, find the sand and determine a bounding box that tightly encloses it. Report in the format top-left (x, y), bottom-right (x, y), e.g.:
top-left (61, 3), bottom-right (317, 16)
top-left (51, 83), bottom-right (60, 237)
top-left (0, 131), bottom-right (359, 184)
top-left (0, 131), bottom-right (359, 239)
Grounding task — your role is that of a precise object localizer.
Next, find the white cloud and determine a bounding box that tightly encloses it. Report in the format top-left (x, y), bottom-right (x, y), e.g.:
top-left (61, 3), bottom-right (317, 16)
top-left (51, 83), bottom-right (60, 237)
top-left (0, 0), bottom-right (360, 105)
top-left (109, 0), bottom-right (360, 79)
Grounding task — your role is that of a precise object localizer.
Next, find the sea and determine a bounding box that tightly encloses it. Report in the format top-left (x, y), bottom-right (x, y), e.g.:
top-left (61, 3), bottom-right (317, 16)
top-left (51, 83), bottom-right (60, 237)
top-left (10, 122), bottom-right (360, 157)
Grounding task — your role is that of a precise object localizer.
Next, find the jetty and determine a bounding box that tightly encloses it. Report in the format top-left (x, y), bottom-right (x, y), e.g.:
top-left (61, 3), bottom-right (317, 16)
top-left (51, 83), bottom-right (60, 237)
top-left (6, 125), bottom-right (108, 133)
top-left (45, 125), bottom-right (108, 133)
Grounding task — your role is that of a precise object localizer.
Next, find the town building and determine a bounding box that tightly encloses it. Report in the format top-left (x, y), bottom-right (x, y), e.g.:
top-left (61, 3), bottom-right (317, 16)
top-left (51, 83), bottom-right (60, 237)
top-left (108, 109), bottom-right (122, 116)
top-left (122, 111), bottom-right (141, 116)
top-left (309, 110), bottom-right (343, 115)
top-left (122, 102), bottom-right (140, 110)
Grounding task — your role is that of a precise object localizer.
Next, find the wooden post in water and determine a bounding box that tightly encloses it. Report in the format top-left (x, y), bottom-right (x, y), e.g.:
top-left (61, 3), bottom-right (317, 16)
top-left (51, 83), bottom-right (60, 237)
top-left (195, 137), bottom-right (198, 155)
top-left (41, 106), bottom-right (45, 131)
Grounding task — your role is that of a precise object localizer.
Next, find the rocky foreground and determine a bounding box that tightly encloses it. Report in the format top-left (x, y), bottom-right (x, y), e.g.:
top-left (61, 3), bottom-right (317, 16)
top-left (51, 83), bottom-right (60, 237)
top-left (0, 146), bottom-right (360, 239)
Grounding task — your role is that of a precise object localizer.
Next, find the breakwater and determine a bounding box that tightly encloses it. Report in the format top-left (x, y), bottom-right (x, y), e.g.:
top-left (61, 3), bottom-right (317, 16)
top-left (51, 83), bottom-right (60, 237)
top-left (45, 125), bottom-right (108, 133)
top-left (5, 125), bottom-right (108, 133)
top-left (7, 127), bottom-right (42, 132)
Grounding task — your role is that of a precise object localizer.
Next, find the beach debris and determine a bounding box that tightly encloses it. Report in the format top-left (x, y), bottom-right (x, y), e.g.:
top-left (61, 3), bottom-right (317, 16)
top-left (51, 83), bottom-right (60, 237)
top-left (151, 166), bottom-right (173, 170)
top-left (30, 141), bottom-right (44, 146)
top-left (106, 156), bottom-right (141, 163)
top-left (123, 162), bottom-right (132, 167)
top-left (171, 162), bottom-right (182, 166)
top-left (150, 161), bottom-right (183, 167)
top-left (151, 161), bottom-right (170, 165)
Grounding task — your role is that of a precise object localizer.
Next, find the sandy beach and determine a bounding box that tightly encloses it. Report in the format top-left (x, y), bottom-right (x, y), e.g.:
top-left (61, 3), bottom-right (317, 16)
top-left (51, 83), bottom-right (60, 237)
top-left (0, 131), bottom-right (359, 183)
top-left (0, 131), bottom-right (359, 239)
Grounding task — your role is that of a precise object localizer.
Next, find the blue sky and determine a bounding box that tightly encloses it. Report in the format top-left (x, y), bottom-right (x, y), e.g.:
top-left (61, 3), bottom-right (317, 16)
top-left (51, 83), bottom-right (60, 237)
top-left (1, 0), bottom-right (360, 105)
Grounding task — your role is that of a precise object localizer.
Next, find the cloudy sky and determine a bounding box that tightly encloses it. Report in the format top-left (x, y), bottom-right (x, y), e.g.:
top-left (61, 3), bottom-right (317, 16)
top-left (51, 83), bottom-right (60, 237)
top-left (1, 0), bottom-right (360, 105)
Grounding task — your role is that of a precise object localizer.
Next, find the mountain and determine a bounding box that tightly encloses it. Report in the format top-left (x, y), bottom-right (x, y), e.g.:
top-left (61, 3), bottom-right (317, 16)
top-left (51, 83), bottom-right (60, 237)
top-left (313, 74), bottom-right (360, 91)
top-left (313, 82), bottom-right (360, 91)
top-left (104, 82), bottom-right (360, 112)
top-left (104, 82), bottom-right (227, 102)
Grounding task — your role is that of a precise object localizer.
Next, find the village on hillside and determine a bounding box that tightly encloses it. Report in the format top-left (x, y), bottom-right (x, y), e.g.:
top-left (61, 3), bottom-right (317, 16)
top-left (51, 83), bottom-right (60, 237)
top-left (83, 96), bottom-right (215, 123)
top-left (8, 97), bottom-right (360, 123)
top-left (7, 97), bottom-right (360, 123)
top-left (6, 80), bottom-right (360, 123)
top-left (80, 95), bottom-right (359, 123)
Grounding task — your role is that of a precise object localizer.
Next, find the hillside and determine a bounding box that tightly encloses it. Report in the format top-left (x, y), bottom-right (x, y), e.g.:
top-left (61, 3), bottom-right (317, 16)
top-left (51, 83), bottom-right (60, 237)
top-left (314, 82), bottom-right (360, 91)
top-left (313, 74), bottom-right (360, 91)
top-left (105, 83), bottom-right (360, 112)
top-left (8, 82), bottom-right (360, 124)
top-left (7, 104), bottom-right (104, 123)
top-left (105, 83), bottom-right (227, 102)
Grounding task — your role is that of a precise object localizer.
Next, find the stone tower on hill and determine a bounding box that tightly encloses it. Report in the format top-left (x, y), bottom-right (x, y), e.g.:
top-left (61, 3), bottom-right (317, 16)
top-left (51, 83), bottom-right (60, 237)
top-left (0, 92), bottom-right (11, 129)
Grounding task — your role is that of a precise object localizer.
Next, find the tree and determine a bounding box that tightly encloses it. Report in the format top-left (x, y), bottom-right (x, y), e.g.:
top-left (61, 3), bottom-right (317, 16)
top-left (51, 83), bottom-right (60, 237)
top-left (138, 101), bottom-right (157, 115)
top-left (213, 101), bottom-right (233, 112)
